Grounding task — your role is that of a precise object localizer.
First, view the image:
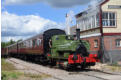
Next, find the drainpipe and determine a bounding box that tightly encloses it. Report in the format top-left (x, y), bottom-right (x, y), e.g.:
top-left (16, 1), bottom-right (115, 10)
top-left (76, 29), bottom-right (80, 40)
top-left (99, 5), bottom-right (104, 62)
top-left (99, 8), bottom-right (103, 36)
top-left (99, 0), bottom-right (109, 63)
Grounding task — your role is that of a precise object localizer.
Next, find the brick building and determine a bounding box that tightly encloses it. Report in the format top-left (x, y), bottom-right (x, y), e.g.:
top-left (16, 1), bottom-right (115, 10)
top-left (75, 0), bottom-right (121, 63)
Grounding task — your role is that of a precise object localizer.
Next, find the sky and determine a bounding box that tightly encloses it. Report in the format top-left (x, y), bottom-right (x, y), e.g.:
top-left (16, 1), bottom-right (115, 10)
top-left (1, 0), bottom-right (94, 42)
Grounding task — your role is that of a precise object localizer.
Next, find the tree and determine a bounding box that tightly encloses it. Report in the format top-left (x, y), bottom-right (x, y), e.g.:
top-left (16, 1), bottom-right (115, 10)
top-left (10, 39), bottom-right (16, 44)
top-left (1, 42), bottom-right (6, 48)
top-left (1, 39), bottom-right (22, 48)
top-left (17, 39), bottom-right (23, 42)
top-left (1, 39), bottom-right (16, 48)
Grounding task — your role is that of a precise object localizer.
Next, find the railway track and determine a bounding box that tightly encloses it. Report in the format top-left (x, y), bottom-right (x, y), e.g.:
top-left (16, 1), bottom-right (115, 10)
top-left (69, 72), bottom-right (107, 80)
top-left (68, 69), bottom-right (121, 80)
top-left (7, 58), bottom-right (63, 80)
top-left (7, 58), bottom-right (121, 80)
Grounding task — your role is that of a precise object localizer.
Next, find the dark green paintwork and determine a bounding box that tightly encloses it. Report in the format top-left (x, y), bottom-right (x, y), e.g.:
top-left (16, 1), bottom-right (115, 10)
top-left (48, 35), bottom-right (90, 60)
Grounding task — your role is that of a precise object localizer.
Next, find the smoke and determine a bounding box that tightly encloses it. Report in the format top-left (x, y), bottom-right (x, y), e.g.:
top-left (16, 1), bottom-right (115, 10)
top-left (90, 0), bottom-right (99, 10)
top-left (82, 0), bottom-right (103, 16)
top-left (65, 10), bottom-right (75, 35)
top-left (91, 0), bottom-right (103, 10)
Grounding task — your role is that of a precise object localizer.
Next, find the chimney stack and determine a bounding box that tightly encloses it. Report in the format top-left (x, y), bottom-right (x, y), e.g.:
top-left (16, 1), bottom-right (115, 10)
top-left (76, 29), bottom-right (80, 40)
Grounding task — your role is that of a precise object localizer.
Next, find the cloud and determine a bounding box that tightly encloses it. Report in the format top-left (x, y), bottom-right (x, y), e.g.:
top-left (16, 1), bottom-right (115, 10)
top-left (1, 11), bottom-right (65, 42)
top-left (2, 0), bottom-right (91, 8)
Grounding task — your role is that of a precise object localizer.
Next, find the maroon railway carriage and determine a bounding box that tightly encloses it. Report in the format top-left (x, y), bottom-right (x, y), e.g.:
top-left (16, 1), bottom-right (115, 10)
top-left (18, 34), bottom-right (44, 55)
top-left (7, 29), bottom-right (66, 62)
top-left (1, 48), bottom-right (8, 58)
top-left (7, 33), bottom-right (44, 61)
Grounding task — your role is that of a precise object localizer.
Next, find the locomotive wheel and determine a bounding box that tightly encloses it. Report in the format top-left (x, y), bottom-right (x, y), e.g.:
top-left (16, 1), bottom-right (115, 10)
top-left (56, 61), bottom-right (64, 69)
top-left (65, 64), bottom-right (76, 71)
top-left (58, 64), bottom-right (63, 69)
top-left (51, 61), bottom-right (56, 66)
top-left (24, 55), bottom-right (27, 61)
top-left (81, 65), bottom-right (86, 70)
top-left (65, 64), bottom-right (71, 71)
top-left (49, 59), bottom-right (56, 66)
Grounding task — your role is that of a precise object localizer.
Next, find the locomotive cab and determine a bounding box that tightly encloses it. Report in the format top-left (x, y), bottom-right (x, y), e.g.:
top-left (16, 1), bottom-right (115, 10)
top-left (43, 29), bottom-right (65, 55)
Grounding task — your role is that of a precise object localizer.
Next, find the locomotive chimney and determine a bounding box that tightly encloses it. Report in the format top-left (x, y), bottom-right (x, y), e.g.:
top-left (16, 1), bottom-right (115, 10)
top-left (76, 29), bottom-right (80, 40)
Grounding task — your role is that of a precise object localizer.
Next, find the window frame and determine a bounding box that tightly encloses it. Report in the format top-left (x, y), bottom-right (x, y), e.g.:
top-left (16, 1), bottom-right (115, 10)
top-left (94, 40), bottom-right (98, 48)
top-left (102, 12), bottom-right (117, 28)
top-left (37, 39), bottom-right (41, 47)
top-left (115, 39), bottom-right (121, 47)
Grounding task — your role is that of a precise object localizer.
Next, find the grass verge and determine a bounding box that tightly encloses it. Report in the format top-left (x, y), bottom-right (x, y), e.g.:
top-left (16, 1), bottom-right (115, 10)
top-left (1, 58), bottom-right (51, 80)
top-left (106, 66), bottom-right (121, 72)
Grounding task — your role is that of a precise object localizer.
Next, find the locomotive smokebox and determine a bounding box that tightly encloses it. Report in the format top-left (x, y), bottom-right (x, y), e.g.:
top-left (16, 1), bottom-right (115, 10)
top-left (76, 29), bottom-right (80, 40)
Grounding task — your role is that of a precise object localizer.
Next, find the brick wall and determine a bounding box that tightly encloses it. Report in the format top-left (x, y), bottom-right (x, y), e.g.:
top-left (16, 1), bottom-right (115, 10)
top-left (81, 35), bottom-right (121, 52)
top-left (103, 36), bottom-right (121, 51)
top-left (81, 36), bottom-right (100, 54)
top-left (81, 35), bottom-right (121, 63)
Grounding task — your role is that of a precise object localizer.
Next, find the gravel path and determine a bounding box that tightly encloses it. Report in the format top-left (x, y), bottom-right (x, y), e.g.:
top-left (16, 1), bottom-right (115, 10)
top-left (6, 58), bottom-right (121, 80)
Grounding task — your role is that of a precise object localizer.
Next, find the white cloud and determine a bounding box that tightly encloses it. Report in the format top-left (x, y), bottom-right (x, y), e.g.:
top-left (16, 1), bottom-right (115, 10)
top-left (1, 11), bottom-right (65, 42)
top-left (2, 0), bottom-right (43, 6)
top-left (3, 0), bottom-right (91, 8)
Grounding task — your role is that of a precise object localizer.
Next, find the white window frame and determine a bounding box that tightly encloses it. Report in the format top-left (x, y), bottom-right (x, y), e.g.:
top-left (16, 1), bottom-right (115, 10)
top-left (116, 39), bottom-right (121, 47)
top-left (102, 12), bottom-right (116, 27)
top-left (94, 40), bottom-right (98, 48)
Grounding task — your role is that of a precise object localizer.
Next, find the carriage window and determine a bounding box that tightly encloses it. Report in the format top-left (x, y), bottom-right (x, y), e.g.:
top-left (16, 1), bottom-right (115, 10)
top-left (22, 43), bottom-right (24, 48)
top-left (39, 40), bottom-right (41, 44)
top-left (29, 40), bottom-right (32, 47)
top-left (20, 43), bottom-right (23, 48)
top-left (37, 39), bottom-right (41, 46)
top-left (24, 42), bottom-right (26, 48)
top-left (26, 41), bottom-right (29, 47)
top-left (33, 40), bottom-right (36, 47)
top-left (37, 40), bottom-right (39, 46)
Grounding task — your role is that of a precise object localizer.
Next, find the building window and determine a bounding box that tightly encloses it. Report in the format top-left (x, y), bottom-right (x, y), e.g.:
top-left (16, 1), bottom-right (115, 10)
top-left (102, 12), bottom-right (116, 27)
top-left (94, 40), bottom-right (98, 48)
top-left (116, 39), bottom-right (121, 47)
top-left (96, 13), bottom-right (100, 27)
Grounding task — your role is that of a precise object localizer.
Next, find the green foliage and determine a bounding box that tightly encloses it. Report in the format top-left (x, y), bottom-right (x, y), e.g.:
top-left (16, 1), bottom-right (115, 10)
top-left (1, 71), bottom-right (21, 80)
top-left (1, 58), bottom-right (51, 80)
top-left (111, 62), bottom-right (119, 66)
top-left (1, 39), bottom-right (23, 48)
top-left (1, 42), bottom-right (6, 48)
top-left (1, 59), bottom-right (16, 71)
top-left (1, 59), bottom-right (20, 80)
top-left (17, 39), bottom-right (23, 42)
top-left (10, 39), bottom-right (16, 44)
